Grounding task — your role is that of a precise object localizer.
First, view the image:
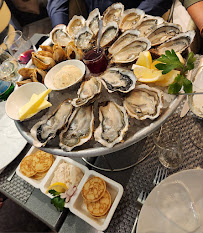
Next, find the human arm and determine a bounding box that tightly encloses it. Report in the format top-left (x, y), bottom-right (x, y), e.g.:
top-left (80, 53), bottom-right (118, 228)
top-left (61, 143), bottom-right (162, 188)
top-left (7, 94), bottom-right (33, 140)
top-left (47, 0), bottom-right (69, 28)
top-left (180, 0), bottom-right (203, 36)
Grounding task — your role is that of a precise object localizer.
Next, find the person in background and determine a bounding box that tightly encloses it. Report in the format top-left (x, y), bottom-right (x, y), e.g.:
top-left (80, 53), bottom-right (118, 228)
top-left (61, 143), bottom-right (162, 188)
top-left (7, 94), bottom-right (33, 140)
top-left (47, 0), bottom-right (203, 37)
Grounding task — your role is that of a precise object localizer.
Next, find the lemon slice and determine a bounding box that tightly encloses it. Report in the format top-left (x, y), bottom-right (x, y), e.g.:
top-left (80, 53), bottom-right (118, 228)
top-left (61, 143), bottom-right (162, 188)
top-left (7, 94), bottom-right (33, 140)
top-left (132, 64), bottom-right (164, 83)
top-left (46, 182), bottom-right (68, 193)
top-left (136, 51), bottom-right (152, 68)
top-left (151, 60), bottom-right (161, 70)
top-left (155, 70), bottom-right (180, 87)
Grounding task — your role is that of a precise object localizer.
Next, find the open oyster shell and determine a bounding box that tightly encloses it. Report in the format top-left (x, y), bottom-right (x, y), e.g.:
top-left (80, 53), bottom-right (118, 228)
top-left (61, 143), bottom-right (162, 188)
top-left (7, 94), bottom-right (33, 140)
top-left (30, 100), bottom-right (73, 147)
top-left (32, 52), bottom-right (56, 70)
top-left (136, 15), bottom-right (164, 37)
top-left (59, 105), bottom-right (94, 151)
top-left (100, 67), bottom-right (137, 93)
top-left (111, 37), bottom-right (151, 63)
top-left (102, 2), bottom-right (124, 26)
top-left (100, 21), bottom-right (119, 47)
top-left (156, 30), bottom-right (195, 55)
top-left (74, 26), bottom-right (94, 50)
top-left (67, 15), bottom-right (86, 39)
top-left (86, 8), bottom-right (101, 36)
top-left (108, 29), bottom-right (140, 55)
top-left (50, 25), bottom-right (71, 47)
top-left (123, 84), bottom-right (163, 120)
top-left (72, 77), bottom-right (102, 107)
top-left (119, 8), bottom-right (145, 31)
top-left (147, 23), bottom-right (182, 46)
top-left (94, 102), bottom-right (129, 148)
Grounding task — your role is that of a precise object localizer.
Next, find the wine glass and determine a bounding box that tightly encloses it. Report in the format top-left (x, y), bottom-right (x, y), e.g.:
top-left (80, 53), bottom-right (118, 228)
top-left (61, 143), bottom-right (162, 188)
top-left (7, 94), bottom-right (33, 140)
top-left (3, 30), bottom-right (36, 65)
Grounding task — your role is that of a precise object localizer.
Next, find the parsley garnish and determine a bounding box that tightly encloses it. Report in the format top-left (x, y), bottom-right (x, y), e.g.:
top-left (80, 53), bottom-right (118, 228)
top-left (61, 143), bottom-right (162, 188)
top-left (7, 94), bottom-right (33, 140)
top-left (48, 189), bottom-right (65, 212)
top-left (155, 49), bottom-right (196, 94)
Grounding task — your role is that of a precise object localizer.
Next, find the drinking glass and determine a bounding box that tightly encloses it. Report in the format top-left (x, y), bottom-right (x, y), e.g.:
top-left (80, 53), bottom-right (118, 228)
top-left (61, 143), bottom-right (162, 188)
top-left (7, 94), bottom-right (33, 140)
top-left (152, 124), bottom-right (183, 169)
top-left (83, 47), bottom-right (108, 74)
top-left (3, 30), bottom-right (36, 64)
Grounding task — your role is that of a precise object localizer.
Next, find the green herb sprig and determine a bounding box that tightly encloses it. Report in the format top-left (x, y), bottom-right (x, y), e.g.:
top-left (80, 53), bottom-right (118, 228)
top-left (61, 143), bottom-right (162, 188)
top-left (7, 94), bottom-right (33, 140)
top-left (49, 190), bottom-right (65, 212)
top-left (155, 49), bottom-right (196, 94)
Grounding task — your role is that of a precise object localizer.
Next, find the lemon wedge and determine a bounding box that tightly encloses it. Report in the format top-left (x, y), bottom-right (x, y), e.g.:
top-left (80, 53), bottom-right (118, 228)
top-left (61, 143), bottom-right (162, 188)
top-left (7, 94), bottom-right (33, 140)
top-left (132, 64), bottom-right (164, 82)
top-left (46, 182), bottom-right (68, 193)
top-left (150, 60), bottom-right (161, 70)
top-left (136, 51), bottom-right (152, 68)
top-left (155, 70), bottom-right (180, 87)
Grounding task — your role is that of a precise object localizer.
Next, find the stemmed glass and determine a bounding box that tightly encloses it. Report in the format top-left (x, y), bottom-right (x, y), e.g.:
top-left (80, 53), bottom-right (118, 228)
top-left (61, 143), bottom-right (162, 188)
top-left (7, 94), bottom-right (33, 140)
top-left (3, 30), bottom-right (36, 65)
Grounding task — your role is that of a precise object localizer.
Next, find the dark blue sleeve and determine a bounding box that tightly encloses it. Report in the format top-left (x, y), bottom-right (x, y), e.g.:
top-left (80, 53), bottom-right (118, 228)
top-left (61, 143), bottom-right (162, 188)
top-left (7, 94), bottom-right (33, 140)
top-left (137, 0), bottom-right (173, 16)
top-left (47, 0), bottom-right (69, 28)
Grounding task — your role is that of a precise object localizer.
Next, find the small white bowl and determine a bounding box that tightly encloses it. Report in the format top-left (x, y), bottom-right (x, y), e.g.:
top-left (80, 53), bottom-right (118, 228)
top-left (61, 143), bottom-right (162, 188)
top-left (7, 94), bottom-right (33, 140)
top-left (6, 82), bottom-right (48, 120)
top-left (44, 60), bottom-right (86, 91)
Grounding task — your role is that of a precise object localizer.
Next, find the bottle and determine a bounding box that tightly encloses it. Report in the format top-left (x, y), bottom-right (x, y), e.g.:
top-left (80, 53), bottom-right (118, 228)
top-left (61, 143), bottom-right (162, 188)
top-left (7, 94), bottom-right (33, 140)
top-left (0, 80), bottom-right (14, 101)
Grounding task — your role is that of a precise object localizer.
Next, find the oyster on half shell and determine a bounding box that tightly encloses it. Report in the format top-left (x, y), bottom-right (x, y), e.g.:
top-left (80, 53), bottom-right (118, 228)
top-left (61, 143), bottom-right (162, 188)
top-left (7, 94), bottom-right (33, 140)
top-left (30, 100), bottom-right (73, 147)
top-left (67, 15), bottom-right (86, 39)
top-left (102, 2), bottom-right (124, 26)
top-left (86, 8), bottom-right (101, 36)
top-left (147, 23), bottom-right (182, 46)
top-left (111, 37), bottom-right (151, 63)
top-left (119, 8), bottom-right (145, 31)
top-left (123, 84), bottom-right (163, 120)
top-left (108, 29), bottom-right (140, 55)
top-left (74, 26), bottom-right (94, 50)
top-left (72, 77), bottom-right (102, 107)
top-left (59, 105), bottom-right (94, 151)
top-left (50, 25), bottom-right (71, 47)
top-left (94, 102), bottom-right (129, 148)
top-left (100, 67), bottom-right (137, 93)
top-left (100, 22), bottom-right (119, 47)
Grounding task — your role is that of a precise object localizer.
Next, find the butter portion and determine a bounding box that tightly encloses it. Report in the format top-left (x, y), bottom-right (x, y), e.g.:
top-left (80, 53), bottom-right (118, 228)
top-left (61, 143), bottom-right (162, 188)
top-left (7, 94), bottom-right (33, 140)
top-left (19, 89), bottom-right (52, 121)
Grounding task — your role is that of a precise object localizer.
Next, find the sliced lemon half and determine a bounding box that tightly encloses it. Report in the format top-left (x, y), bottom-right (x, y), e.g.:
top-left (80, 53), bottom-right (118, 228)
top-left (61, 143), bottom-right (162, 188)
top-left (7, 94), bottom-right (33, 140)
top-left (136, 51), bottom-right (152, 68)
top-left (46, 182), bottom-right (68, 193)
top-left (155, 70), bottom-right (180, 87)
top-left (132, 64), bottom-right (164, 83)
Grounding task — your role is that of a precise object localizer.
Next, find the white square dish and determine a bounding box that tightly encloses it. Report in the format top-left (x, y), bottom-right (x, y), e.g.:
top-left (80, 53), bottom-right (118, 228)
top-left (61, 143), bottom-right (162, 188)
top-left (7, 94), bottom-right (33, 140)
top-left (70, 170), bottom-right (124, 231)
top-left (16, 146), bottom-right (57, 189)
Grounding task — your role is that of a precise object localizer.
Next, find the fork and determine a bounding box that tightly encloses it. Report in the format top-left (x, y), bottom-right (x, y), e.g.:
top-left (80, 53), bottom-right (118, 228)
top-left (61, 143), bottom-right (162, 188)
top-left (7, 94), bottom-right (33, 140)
top-left (131, 190), bottom-right (148, 233)
top-left (153, 166), bottom-right (168, 186)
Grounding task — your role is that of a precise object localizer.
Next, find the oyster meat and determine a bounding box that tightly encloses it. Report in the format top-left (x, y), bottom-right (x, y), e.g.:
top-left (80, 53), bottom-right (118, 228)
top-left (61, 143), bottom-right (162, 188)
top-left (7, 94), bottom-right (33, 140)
top-left (50, 25), bottom-right (71, 47)
top-left (59, 105), bottom-right (94, 151)
top-left (111, 37), bottom-right (151, 63)
top-left (72, 77), bottom-right (102, 107)
top-left (108, 29), bottom-right (140, 55)
top-left (119, 8), bottom-right (145, 31)
top-left (102, 2), bottom-right (124, 26)
top-left (156, 30), bottom-right (195, 55)
top-left (100, 67), bottom-right (137, 93)
top-left (30, 100), bottom-right (73, 147)
top-left (86, 8), bottom-right (100, 36)
top-left (100, 22), bottom-right (119, 47)
top-left (74, 26), bottom-right (93, 50)
top-left (94, 102), bottom-right (129, 148)
top-left (136, 15), bottom-right (164, 37)
top-left (147, 23), bottom-right (182, 46)
top-left (123, 84), bottom-right (163, 120)
top-left (67, 15), bottom-right (86, 39)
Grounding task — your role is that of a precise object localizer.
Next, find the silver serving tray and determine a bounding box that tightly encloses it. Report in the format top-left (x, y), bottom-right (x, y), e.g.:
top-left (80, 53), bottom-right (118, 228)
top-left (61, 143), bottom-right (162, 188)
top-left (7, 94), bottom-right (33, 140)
top-left (15, 38), bottom-right (184, 158)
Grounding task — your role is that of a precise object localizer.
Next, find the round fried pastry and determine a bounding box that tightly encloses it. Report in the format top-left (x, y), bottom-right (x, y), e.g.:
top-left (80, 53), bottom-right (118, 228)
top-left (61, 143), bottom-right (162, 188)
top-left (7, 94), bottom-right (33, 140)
top-left (32, 150), bottom-right (53, 172)
top-left (82, 177), bottom-right (106, 202)
top-left (32, 170), bottom-right (48, 180)
top-left (20, 155), bottom-right (36, 177)
top-left (86, 190), bottom-right (111, 217)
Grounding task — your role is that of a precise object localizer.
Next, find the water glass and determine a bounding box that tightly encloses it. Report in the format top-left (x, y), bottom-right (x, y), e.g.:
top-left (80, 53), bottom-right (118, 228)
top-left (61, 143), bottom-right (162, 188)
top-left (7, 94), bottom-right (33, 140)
top-left (152, 124), bottom-right (183, 169)
top-left (3, 30), bottom-right (36, 64)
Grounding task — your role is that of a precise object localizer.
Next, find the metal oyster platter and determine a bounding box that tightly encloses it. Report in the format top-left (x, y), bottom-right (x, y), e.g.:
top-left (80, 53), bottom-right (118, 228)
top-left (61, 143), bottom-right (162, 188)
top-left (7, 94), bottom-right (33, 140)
top-left (14, 3), bottom-right (192, 158)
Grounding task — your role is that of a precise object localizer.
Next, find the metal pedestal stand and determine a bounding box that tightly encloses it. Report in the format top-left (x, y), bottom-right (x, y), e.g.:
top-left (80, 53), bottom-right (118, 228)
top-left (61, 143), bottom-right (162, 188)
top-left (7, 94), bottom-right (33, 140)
top-left (82, 136), bottom-right (155, 172)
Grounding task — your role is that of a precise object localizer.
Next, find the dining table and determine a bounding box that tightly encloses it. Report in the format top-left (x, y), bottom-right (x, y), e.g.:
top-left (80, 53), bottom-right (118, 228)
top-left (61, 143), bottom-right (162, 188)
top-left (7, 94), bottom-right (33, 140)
top-left (0, 34), bottom-right (202, 233)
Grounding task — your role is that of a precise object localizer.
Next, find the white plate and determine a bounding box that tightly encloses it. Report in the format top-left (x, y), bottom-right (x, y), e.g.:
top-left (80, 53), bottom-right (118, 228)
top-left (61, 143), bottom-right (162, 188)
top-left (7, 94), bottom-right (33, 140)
top-left (137, 169), bottom-right (203, 233)
top-left (0, 101), bottom-right (27, 171)
top-left (16, 146), bottom-right (57, 188)
top-left (40, 157), bottom-right (123, 231)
